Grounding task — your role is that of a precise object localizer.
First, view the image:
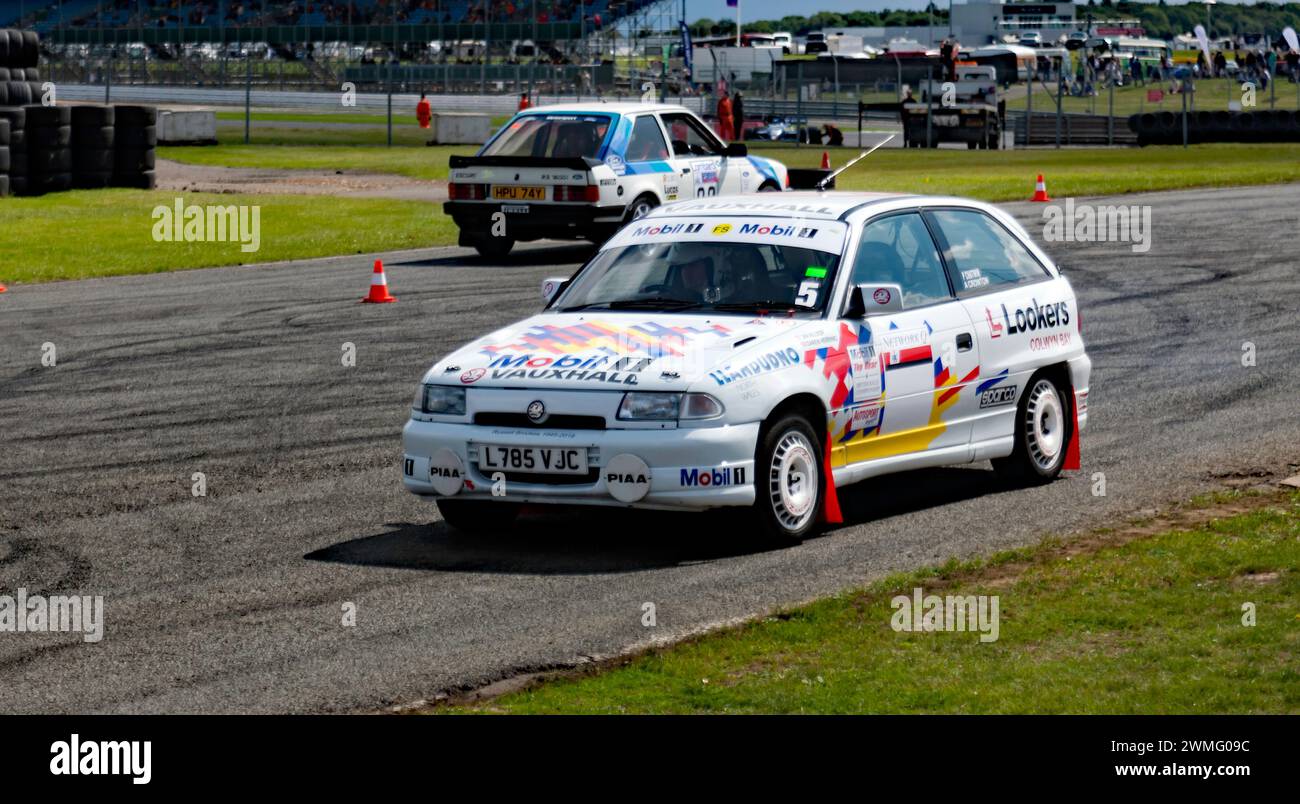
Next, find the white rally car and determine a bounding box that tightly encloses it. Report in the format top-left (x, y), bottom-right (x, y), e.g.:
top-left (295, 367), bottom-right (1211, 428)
top-left (405, 193), bottom-right (1091, 541)
top-left (444, 103), bottom-right (791, 258)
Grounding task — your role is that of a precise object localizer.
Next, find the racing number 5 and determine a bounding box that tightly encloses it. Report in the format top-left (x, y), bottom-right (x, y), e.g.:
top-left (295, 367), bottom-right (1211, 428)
top-left (796, 280), bottom-right (819, 307)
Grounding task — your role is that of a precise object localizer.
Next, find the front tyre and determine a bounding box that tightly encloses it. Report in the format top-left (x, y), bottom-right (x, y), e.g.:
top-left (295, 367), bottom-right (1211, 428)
top-left (753, 415), bottom-right (823, 542)
top-left (992, 372), bottom-right (1072, 483)
top-left (436, 499), bottom-right (522, 532)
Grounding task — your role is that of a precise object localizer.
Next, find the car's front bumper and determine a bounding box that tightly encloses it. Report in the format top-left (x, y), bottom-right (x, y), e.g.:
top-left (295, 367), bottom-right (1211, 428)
top-left (402, 417), bottom-right (760, 511)
top-left (444, 201), bottom-right (627, 242)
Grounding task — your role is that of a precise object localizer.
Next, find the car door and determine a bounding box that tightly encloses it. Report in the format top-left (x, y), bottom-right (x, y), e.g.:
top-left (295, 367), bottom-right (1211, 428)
top-left (622, 113), bottom-right (679, 202)
top-left (923, 207), bottom-right (1067, 454)
top-left (838, 211), bottom-right (979, 466)
top-left (659, 111), bottom-right (744, 197)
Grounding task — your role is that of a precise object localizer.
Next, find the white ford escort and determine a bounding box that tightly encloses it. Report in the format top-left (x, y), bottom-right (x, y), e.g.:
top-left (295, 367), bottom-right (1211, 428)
top-left (444, 103), bottom-right (792, 258)
top-left (404, 193), bottom-right (1091, 541)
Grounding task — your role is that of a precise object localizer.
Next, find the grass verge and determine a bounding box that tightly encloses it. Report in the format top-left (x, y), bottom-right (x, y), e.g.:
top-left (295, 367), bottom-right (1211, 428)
top-left (437, 489), bottom-right (1300, 714)
top-left (162, 133), bottom-right (1300, 200)
top-left (768, 142), bottom-right (1300, 201)
top-left (0, 189), bottom-right (455, 284)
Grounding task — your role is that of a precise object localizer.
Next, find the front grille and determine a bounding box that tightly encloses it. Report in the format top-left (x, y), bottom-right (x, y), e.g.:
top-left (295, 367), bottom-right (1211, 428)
top-left (474, 412), bottom-right (606, 430)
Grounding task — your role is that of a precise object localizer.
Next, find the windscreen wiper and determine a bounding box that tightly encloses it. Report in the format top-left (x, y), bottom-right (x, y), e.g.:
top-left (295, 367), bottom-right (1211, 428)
top-left (600, 297), bottom-right (706, 310)
top-left (711, 300), bottom-right (806, 313)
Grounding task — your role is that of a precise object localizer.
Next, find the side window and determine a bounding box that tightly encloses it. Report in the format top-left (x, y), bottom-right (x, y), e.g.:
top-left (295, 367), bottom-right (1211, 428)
top-left (625, 115), bottom-right (670, 162)
top-left (927, 209), bottom-right (1050, 294)
top-left (660, 112), bottom-right (723, 156)
top-left (852, 213), bottom-right (952, 308)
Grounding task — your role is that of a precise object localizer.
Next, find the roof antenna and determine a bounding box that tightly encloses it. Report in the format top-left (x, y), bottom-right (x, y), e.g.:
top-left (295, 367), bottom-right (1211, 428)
top-left (816, 134), bottom-right (895, 191)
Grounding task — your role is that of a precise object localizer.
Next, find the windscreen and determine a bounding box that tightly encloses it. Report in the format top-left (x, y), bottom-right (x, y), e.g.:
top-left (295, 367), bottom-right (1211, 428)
top-left (481, 114), bottom-right (612, 159)
top-left (552, 217), bottom-right (847, 315)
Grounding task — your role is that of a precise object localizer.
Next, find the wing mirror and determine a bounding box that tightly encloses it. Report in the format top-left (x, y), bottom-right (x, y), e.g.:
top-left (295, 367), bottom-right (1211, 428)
top-left (724, 142), bottom-right (748, 157)
top-left (844, 283), bottom-right (904, 318)
top-left (541, 277), bottom-right (568, 306)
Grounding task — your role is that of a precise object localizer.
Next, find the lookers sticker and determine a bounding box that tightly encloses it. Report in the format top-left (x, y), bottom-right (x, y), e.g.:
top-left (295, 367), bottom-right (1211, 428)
top-left (994, 298), bottom-right (1070, 336)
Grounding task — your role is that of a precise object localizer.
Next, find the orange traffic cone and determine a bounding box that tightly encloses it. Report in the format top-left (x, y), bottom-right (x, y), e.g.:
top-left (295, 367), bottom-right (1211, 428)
top-left (1030, 174), bottom-right (1051, 202)
top-left (820, 151), bottom-right (831, 170)
top-left (361, 259), bottom-right (397, 303)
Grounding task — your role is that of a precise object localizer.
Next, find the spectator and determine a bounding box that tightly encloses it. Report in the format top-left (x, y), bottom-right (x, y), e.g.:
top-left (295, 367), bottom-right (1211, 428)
top-left (716, 91), bottom-right (734, 141)
top-left (416, 92), bottom-right (432, 129)
top-left (518, 91), bottom-right (530, 111)
top-left (731, 91), bottom-right (745, 137)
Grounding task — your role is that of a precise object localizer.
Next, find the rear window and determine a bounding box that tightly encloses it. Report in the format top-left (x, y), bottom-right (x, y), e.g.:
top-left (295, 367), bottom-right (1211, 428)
top-left (482, 114), bottom-right (612, 159)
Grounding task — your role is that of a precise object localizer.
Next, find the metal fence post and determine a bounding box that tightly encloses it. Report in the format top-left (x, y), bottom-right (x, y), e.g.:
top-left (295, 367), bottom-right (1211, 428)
top-left (1108, 79), bottom-right (1114, 146)
top-left (244, 53), bottom-right (251, 145)
top-left (1181, 77), bottom-right (1189, 149)
top-left (796, 61), bottom-right (803, 148)
top-left (1055, 69), bottom-right (1063, 148)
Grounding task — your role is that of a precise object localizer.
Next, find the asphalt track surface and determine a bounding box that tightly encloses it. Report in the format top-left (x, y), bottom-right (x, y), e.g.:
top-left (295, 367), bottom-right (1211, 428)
top-left (2, 184), bottom-right (1299, 713)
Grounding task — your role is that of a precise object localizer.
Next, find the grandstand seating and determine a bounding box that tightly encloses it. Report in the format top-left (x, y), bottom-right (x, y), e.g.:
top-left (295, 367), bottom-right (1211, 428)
top-left (13, 1), bottom-right (663, 33)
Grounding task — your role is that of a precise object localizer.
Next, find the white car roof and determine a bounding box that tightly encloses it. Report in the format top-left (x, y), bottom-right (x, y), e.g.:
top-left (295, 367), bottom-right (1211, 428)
top-left (519, 102), bottom-right (691, 116)
top-left (647, 191), bottom-right (1000, 223)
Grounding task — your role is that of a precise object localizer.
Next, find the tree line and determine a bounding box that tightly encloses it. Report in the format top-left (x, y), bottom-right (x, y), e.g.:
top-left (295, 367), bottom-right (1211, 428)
top-left (691, 2), bottom-right (1300, 43)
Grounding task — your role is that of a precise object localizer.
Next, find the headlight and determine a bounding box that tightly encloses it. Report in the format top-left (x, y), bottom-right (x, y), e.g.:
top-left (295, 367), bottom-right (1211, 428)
top-left (415, 385), bottom-right (466, 415)
top-left (617, 392), bottom-right (723, 421)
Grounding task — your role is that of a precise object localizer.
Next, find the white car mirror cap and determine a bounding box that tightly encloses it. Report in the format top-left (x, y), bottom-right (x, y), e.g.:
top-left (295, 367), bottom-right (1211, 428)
top-left (429, 447), bottom-right (466, 496)
top-left (541, 277), bottom-right (568, 304)
top-left (859, 283), bottom-right (904, 316)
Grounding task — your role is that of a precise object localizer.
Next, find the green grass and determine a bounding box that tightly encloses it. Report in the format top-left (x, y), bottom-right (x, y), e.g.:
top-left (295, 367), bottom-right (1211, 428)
top-left (216, 110), bottom-right (422, 127)
top-left (444, 492), bottom-right (1300, 714)
top-left (162, 141), bottom-right (474, 179)
top-left (20, 134), bottom-right (1300, 284)
top-left (162, 120), bottom-right (1300, 200)
top-left (1006, 76), bottom-right (1300, 117)
top-left (214, 110), bottom-right (513, 129)
top-left (770, 142), bottom-right (1300, 201)
top-left (0, 190), bottom-right (455, 284)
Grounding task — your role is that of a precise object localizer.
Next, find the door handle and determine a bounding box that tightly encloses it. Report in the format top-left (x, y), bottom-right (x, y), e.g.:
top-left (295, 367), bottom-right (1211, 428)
top-left (681, 168), bottom-right (691, 174)
top-left (956, 333), bottom-right (973, 352)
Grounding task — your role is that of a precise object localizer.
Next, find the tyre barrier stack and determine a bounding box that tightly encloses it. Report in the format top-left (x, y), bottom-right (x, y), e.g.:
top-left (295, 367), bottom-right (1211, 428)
top-left (112, 104), bottom-right (157, 190)
top-left (72, 105), bottom-right (114, 188)
top-left (0, 28), bottom-right (41, 107)
top-left (0, 106), bottom-right (24, 195)
top-left (26, 104), bottom-right (72, 195)
top-left (1129, 110), bottom-right (1300, 145)
top-left (0, 118), bottom-right (9, 197)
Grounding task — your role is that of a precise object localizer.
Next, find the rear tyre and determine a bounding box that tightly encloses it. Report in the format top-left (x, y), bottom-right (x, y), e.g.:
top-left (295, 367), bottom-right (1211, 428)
top-left (436, 499), bottom-right (522, 533)
top-left (624, 193), bottom-right (657, 222)
top-left (753, 414), bottom-right (824, 543)
top-left (472, 236), bottom-right (515, 259)
top-left (757, 181), bottom-right (780, 192)
top-left (992, 372), bottom-right (1072, 483)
